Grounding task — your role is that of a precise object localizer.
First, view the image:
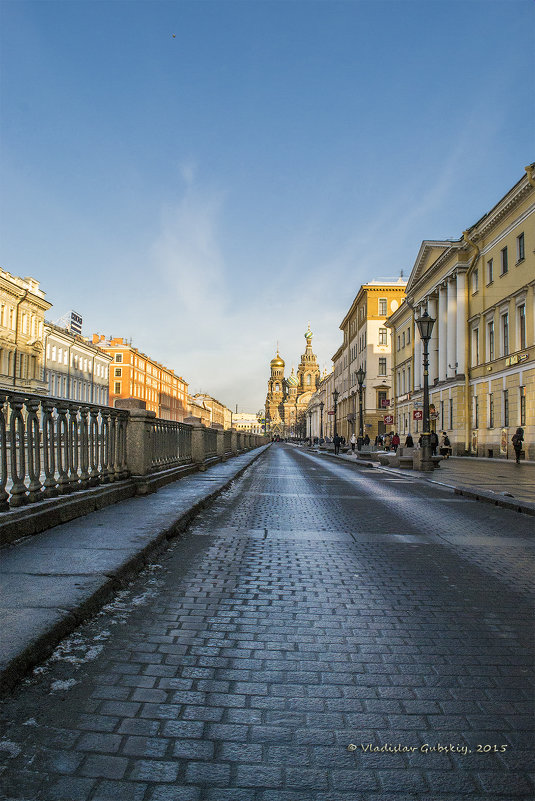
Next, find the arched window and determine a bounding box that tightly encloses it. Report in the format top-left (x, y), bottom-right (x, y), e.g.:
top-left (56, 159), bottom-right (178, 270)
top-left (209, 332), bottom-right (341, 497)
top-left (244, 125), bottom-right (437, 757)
top-left (275, 383), bottom-right (280, 392)
top-left (306, 374), bottom-right (311, 385)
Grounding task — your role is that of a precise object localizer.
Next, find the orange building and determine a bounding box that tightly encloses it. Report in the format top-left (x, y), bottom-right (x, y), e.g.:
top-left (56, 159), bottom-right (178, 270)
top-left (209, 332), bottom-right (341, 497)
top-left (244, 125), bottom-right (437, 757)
top-left (92, 336), bottom-right (188, 421)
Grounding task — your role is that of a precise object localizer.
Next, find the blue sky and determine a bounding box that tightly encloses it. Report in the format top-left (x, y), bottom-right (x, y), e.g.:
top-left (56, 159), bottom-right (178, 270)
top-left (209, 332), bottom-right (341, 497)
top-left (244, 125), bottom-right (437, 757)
top-left (1, 0), bottom-right (533, 412)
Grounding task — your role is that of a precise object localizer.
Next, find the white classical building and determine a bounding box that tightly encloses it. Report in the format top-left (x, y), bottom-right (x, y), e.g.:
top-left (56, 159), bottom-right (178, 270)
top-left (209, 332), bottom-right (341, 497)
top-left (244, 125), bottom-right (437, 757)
top-left (232, 412), bottom-right (263, 434)
top-left (44, 322), bottom-right (112, 405)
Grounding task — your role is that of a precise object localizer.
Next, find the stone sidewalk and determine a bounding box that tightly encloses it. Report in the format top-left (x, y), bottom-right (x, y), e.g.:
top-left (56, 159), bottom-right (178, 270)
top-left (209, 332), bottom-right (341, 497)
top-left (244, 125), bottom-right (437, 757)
top-left (314, 448), bottom-right (535, 512)
top-left (0, 446), bottom-right (269, 694)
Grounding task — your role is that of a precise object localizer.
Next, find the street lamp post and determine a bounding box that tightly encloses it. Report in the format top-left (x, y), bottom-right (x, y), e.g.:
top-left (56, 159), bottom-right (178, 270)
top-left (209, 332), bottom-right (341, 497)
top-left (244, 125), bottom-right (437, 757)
top-left (333, 388), bottom-right (339, 439)
top-left (356, 366), bottom-right (366, 440)
top-left (319, 401), bottom-right (324, 442)
top-left (415, 310), bottom-right (436, 472)
top-left (308, 410), bottom-right (313, 444)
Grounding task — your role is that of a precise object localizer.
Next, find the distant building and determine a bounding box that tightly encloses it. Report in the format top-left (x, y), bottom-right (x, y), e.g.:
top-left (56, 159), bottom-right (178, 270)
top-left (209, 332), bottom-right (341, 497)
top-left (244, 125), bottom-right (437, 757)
top-left (192, 394), bottom-right (233, 429)
top-left (186, 395), bottom-right (212, 427)
top-left (233, 412), bottom-right (263, 434)
top-left (44, 323), bottom-right (112, 405)
top-left (332, 278), bottom-right (407, 440)
top-left (265, 326), bottom-right (321, 438)
top-left (0, 270), bottom-right (51, 393)
top-left (93, 336), bottom-right (188, 421)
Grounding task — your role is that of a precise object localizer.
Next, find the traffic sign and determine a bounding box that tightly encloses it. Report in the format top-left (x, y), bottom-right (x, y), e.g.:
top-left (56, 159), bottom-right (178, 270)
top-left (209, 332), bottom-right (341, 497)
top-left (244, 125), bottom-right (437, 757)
top-left (413, 410), bottom-right (423, 421)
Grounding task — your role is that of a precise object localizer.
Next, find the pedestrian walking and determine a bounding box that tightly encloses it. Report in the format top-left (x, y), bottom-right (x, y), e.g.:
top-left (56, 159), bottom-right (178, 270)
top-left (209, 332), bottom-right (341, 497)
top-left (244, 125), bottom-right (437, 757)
top-left (512, 427), bottom-right (524, 463)
top-left (430, 431), bottom-right (439, 456)
top-left (405, 433), bottom-right (414, 447)
top-left (439, 431), bottom-right (451, 458)
top-left (384, 433), bottom-right (392, 451)
top-left (375, 434), bottom-right (382, 448)
top-left (350, 433), bottom-right (357, 452)
top-left (333, 433), bottom-right (341, 455)
top-left (392, 432), bottom-right (400, 452)
top-left (363, 434), bottom-right (370, 446)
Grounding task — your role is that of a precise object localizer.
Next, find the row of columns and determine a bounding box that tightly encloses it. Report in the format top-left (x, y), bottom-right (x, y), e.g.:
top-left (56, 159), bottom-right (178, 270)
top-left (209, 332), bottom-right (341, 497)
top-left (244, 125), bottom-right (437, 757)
top-left (414, 271), bottom-right (467, 389)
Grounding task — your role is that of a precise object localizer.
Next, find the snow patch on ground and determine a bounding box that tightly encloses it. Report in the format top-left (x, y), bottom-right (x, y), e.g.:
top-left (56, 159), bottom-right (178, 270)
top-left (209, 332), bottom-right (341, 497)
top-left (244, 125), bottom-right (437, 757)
top-left (0, 740), bottom-right (22, 758)
top-left (49, 678), bottom-right (78, 693)
top-left (21, 719), bottom-right (38, 727)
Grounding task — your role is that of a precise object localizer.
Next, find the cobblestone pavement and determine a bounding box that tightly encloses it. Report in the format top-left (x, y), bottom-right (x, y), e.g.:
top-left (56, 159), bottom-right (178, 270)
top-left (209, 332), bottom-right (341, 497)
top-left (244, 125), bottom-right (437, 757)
top-left (427, 458), bottom-right (535, 504)
top-left (1, 443), bottom-right (534, 801)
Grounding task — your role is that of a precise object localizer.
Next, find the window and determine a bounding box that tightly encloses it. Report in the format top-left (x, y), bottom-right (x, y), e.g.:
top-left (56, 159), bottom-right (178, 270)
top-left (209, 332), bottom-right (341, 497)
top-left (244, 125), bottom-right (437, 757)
top-left (378, 357), bottom-right (387, 376)
top-left (402, 332), bottom-right (405, 348)
top-left (519, 386), bottom-right (526, 427)
top-left (402, 369), bottom-right (406, 394)
top-left (51, 346), bottom-right (57, 361)
top-left (377, 390), bottom-right (387, 409)
top-left (115, 353), bottom-right (122, 363)
top-left (440, 400), bottom-right (444, 430)
top-left (114, 382), bottom-right (121, 395)
top-left (488, 320), bottom-right (494, 361)
top-left (500, 246), bottom-right (508, 275)
top-left (407, 365), bottom-right (411, 390)
top-left (473, 396), bottom-right (479, 429)
top-left (518, 304), bottom-right (526, 349)
top-left (449, 398), bottom-right (453, 430)
top-left (275, 383), bottom-right (279, 392)
top-left (486, 258), bottom-right (493, 284)
top-left (472, 269), bottom-right (478, 293)
top-left (406, 328), bottom-right (410, 344)
top-left (503, 389), bottom-right (509, 426)
top-left (379, 298), bottom-right (387, 316)
top-left (397, 335), bottom-right (401, 351)
top-left (114, 367), bottom-right (122, 377)
top-left (516, 232), bottom-right (525, 262)
top-left (489, 394), bottom-right (494, 428)
top-left (472, 328), bottom-right (479, 366)
top-left (379, 328), bottom-right (387, 346)
top-left (306, 374), bottom-right (311, 385)
top-left (502, 313), bottom-right (509, 356)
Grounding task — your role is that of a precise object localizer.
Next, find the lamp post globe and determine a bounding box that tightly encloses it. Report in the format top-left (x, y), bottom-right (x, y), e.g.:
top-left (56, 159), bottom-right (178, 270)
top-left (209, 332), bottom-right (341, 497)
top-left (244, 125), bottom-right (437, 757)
top-left (415, 310), bottom-right (436, 472)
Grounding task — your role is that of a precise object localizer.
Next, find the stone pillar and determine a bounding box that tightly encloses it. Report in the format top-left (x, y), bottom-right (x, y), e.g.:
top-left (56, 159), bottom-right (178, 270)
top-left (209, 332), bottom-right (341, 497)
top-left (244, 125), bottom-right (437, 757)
top-left (216, 429), bottom-right (226, 461)
top-left (456, 271), bottom-right (467, 375)
top-left (125, 409), bottom-right (157, 494)
top-left (231, 429), bottom-right (238, 456)
top-left (428, 296), bottom-right (438, 384)
top-left (447, 278), bottom-right (457, 378)
top-left (438, 284), bottom-right (448, 382)
top-left (414, 317), bottom-right (422, 390)
top-left (189, 419), bottom-right (207, 471)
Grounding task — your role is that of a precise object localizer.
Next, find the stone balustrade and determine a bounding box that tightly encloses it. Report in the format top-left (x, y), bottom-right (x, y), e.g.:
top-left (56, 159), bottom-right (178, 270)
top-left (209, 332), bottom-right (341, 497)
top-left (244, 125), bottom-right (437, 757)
top-left (0, 391), bottom-right (267, 542)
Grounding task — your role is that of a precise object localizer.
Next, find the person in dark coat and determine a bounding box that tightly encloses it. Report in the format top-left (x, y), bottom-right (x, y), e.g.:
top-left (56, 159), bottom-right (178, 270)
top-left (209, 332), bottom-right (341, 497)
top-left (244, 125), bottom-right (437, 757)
top-left (333, 434), bottom-right (341, 455)
top-left (512, 427), bottom-right (524, 464)
top-left (430, 431), bottom-right (439, 456)
top-left (392, 433), bottom-right (400, 452)
top-left (363, 434), bottom-right (370, 446)
top-left (405, 433), bottom-right (414, 447)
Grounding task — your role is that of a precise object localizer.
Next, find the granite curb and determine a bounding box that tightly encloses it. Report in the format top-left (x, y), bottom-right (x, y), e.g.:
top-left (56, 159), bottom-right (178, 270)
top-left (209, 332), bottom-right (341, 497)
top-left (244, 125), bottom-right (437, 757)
top-left (312, 447), bottom-right (535, 517)
top-left (0, 445), bottom-right (270, 695)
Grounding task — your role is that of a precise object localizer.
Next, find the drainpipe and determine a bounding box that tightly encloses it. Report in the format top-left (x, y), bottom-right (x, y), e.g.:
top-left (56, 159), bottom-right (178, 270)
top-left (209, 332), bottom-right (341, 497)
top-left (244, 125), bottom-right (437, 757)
top-left (462, 230), bottom-right (481, 454)
top-left (13, 289), bottom-right (29, 387)
top-left (525, 164), bottom-right (535, 187)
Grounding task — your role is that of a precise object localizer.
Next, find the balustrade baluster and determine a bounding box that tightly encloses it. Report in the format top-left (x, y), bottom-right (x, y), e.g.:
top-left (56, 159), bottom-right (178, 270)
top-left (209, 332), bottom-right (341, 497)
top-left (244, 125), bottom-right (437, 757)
top-left (116, 412), bottom-right (129, 479)
top-left (0, 395), bottom-right (9, 510)
top-left (9, 395), bottom-right (28, 506)
top-left (26, 396), bottom-right (43, 503)
top-left (108, 411), bottom-right (118, 482)
top-left (100, 409), bottom-right (110, 483)
top-left (68, 404), bottom-right (80, 490)
top-left (42, 400), bottom-right (58, 497)
top-left (79, 405), bottom-right (90, 489)
top-left (88, 407), bottom-right (100, 485)
top-left (56, 402), bottom-right (70, 494)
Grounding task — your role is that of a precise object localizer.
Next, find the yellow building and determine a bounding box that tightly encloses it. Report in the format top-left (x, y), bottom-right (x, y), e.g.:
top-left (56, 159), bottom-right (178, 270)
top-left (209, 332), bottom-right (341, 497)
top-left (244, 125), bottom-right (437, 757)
top-left (0, 270), bottom-right (51, 393)
top-left (387, 165), bottom-right (534, 459)
top-left (333, 279), bottom-right (407, 441)
top-left (192, 394), bottom-right (233, 429)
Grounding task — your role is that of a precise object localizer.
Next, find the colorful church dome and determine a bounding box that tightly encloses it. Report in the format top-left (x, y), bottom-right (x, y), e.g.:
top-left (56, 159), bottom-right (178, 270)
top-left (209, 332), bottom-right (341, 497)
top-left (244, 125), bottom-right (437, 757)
top-left (287, 367), bottom-right (298, 387)
top-left (304, 325), bottom-right (313, 341)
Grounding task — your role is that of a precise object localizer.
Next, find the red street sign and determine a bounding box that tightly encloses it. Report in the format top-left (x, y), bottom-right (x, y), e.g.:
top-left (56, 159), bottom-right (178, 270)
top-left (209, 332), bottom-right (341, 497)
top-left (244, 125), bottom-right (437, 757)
top-left (413, 410), bottom-right (423, 420)
top-left (327, 411), bottom-right (335, 415)
top-left (384, 414), bottom-right (394, 424)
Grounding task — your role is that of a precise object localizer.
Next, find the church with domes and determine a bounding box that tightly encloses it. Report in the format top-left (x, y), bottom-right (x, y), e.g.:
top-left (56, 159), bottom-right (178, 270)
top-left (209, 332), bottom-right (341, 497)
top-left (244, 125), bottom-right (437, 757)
top-left (265, 326), bottom-right (320, 437)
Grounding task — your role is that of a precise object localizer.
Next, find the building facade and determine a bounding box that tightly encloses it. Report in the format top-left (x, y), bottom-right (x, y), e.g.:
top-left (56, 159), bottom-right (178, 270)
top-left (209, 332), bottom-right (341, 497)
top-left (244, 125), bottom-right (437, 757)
top-left (44, 323), bottom-right (112, 405)
top-left (232, 412), bottom-right (264, 434)
top-left (0, 270), bottom-right (51, 393)
top-left (93, 336), bottom-right (188, 421)
top-left (330, 279), bottom-right (407, 441)
top-left (192, 394), bottom-right (233, 429)
top-left (265, 327), bottom-right (321, 437)
top-left (387, 165), bottom-right (534, 459)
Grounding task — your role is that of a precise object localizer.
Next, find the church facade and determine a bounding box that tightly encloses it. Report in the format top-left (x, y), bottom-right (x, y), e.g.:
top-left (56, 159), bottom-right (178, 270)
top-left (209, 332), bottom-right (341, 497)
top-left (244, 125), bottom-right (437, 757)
top-left (265, 327), bottom-right (320, 437)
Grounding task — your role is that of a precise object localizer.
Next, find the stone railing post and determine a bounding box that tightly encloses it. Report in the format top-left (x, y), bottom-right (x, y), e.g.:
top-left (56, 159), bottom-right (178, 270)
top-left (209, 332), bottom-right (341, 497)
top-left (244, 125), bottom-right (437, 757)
top-left (231, 429), bottom-right (238, 456)
top-left (216, 429), bottom-right (226, 461)
top-left (188, 418), bottom-right (207, 471)
top-left (125, 409), bottom-right (157, 494)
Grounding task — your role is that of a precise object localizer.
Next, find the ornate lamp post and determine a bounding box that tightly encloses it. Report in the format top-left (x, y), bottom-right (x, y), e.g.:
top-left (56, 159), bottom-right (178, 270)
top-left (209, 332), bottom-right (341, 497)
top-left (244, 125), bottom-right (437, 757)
top-left (415, 310), bottom-right (436, 472)
top-left (319, 401), bottom-right (324, 441)
top-left (333, 388), bottom-right (339, 439)
top-left (356, 366), bottom-right (366, 440)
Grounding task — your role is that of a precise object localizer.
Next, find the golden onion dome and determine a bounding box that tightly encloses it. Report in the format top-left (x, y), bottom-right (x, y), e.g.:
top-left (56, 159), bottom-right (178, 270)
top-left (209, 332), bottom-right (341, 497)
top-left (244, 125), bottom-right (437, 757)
top-left (271, 351), bottom-right (285, 368)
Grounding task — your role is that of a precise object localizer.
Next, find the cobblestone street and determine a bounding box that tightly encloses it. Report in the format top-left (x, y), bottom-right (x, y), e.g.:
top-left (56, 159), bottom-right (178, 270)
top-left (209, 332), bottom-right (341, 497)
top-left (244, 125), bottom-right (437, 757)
top-left (1, 443), bottom-right (534, 800)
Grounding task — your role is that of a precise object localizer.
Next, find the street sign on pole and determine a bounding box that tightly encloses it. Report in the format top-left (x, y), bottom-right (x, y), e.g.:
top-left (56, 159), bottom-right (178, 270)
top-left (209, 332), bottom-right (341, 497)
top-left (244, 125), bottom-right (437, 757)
top-left (413, 410), bottom-right (423, 421)
top-left (384, 414), bottom-right (394, 425)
